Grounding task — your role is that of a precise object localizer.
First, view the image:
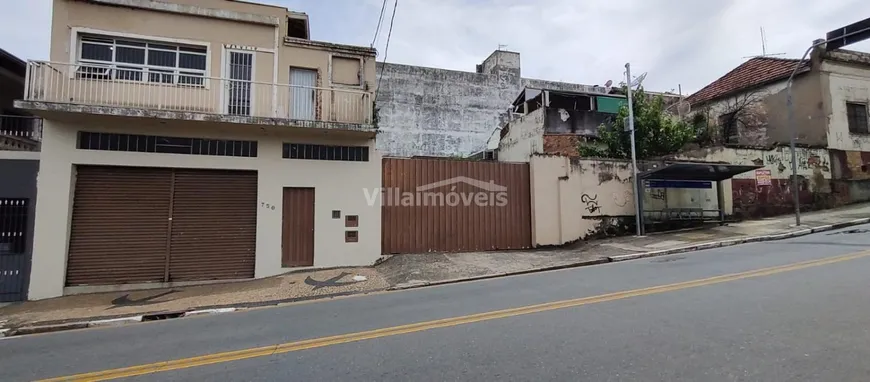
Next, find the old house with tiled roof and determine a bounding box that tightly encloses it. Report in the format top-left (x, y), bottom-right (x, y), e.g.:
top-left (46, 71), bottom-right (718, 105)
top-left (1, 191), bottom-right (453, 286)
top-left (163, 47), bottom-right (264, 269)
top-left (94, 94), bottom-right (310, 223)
top-left (682, 45), bottom-right (870, 217)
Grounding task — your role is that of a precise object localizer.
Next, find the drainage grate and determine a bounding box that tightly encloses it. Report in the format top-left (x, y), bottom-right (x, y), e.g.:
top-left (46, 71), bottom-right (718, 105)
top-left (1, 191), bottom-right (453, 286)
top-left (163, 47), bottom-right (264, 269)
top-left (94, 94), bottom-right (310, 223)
top-left (141, 311), bottom-right (186, 322)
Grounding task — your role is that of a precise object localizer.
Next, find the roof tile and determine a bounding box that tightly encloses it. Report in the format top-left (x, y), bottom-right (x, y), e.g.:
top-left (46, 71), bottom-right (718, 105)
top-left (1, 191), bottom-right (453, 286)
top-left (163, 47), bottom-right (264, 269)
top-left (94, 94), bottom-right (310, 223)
top-left (686, 57), bottom-right (809, 106)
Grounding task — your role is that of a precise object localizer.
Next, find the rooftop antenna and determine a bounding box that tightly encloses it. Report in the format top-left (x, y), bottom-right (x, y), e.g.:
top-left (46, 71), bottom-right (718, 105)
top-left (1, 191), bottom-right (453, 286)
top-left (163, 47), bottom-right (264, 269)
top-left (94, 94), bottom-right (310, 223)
top-left (497, 44), bottom-right (508, 51)
top-left (743, 27), bottom-right (787, 58)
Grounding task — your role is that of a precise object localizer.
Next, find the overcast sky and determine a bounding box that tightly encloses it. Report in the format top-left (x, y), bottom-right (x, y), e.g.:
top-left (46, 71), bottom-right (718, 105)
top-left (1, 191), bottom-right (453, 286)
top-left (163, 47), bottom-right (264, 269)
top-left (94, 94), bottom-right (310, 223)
top-left (2, 0), bottom-right (869, 95)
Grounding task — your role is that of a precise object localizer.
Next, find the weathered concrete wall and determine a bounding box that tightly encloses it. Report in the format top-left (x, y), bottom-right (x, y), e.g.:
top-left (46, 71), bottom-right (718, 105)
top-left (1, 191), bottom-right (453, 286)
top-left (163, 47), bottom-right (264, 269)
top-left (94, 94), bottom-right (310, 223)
top-left (764, 73), bottom-right (827, 146)
top-left (823, 61), bottom-right (870, 152)
top-left (674, 146), bottom-right (833, 218)
top-left (691, 73), bottom-right (825, 148)
top-left (497, 109), bottom-right (544, 162)
top-left (530, 156), bottom-right (636, 246)
top-left (375, 50), bottom-right (609, 157)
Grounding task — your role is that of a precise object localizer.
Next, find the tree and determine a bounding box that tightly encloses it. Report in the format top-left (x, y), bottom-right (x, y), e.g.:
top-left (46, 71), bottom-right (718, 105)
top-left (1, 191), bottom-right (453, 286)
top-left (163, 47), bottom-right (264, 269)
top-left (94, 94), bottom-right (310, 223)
top-left (578, 86), bottom-right (696, 159)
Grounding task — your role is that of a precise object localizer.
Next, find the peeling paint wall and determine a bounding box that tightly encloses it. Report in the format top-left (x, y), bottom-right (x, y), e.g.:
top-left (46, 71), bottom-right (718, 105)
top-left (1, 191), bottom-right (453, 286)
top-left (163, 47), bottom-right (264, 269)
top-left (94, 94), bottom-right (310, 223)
top-left (674, 146), bottom-right (833, 218)
top-left (375, 50), bottom-right (610, 157)
top-left (530, 155), bottom-right (637, 246)
top-left (823, 61), bottom-right (870, 152)
top-left (692, 74), bottom-right (825, 148)
top-left (498, 109), bottom-right (544, 162)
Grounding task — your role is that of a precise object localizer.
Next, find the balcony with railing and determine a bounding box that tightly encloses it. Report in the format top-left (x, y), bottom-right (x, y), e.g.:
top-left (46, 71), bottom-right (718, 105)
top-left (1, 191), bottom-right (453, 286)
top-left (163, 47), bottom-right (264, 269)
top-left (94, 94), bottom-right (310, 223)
top-left (0, 115), bottom-right (42, 152)
top-left (18, 61), bottom-right (374, 132)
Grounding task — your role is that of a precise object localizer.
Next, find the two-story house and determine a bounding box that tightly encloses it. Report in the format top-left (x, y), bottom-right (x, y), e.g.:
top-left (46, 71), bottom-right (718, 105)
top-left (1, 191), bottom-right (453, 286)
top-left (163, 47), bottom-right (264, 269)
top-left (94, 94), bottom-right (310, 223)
top-left (16, 0), bottom-right (381, 300)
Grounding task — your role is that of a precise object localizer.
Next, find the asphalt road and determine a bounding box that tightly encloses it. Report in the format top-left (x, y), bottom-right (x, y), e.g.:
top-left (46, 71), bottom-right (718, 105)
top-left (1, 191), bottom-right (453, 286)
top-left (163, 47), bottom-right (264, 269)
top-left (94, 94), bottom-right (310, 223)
top-left (3, 225), bottom-right (870, 381)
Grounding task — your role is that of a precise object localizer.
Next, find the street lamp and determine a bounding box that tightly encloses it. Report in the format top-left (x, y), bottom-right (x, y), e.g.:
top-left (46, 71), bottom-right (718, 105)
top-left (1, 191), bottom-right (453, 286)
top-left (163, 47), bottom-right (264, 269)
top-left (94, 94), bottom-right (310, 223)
top-left (786, 19), bottom-right (870, 226)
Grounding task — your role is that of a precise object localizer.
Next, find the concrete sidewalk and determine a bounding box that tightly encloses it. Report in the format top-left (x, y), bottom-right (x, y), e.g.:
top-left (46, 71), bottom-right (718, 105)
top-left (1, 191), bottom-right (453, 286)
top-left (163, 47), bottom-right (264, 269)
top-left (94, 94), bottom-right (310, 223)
top-left (377, 203), bottom-right (870, 287)
top-left (2, 203), bottom-right (868, 334)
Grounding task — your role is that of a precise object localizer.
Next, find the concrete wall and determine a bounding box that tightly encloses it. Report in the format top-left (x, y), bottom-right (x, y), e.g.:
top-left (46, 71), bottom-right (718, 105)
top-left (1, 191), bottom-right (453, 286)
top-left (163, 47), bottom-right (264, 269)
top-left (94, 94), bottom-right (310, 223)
top-left (497, 108), bottom-right (544, 162)
top-left (674, 146), bottom-right (832, 218)
top-left (530, 156), bottom-right (636, 246)
top-left (29, 117), bottom-right (382, 299)
top-left (375, 50), bottom-right (611, 157)
top-left (692, 73), bottom-right (826, 148)
top-left (824, 61), bottom-right (870, 152)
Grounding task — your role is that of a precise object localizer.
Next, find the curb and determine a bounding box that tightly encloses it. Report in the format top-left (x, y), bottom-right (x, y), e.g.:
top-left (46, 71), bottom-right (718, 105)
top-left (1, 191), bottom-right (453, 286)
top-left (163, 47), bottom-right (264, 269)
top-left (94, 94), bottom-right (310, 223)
top-left (387, 257), bottom-right (612, 291)
top-left (1, 308), bottom-right (241, 338)
top-left (0, 289), bottom-right (386, 338)
top-left (607, 217), bottom-right (870, 262)
top-left (388, 217), bottom-right (870, 292)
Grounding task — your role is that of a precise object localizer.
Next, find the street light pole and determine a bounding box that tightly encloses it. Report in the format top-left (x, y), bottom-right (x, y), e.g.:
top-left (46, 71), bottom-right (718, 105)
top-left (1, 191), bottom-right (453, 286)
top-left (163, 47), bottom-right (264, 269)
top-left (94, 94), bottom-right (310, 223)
top-left (626, 63), bottom-right (642, 236)
top-left (786, 24), bottom-right (870, 226)
top-left (785, 45), bottom-right (815, 227)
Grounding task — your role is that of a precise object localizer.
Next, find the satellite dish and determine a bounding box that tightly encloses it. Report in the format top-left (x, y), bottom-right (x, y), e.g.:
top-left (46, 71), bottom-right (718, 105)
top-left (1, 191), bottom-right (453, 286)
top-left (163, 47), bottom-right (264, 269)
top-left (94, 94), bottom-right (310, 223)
top-left (676, 100), bottom-right (691, 115)
top-left (604, 79), bottom-right (613, 87)
top-left (630, 72), bottom-right (648, 89)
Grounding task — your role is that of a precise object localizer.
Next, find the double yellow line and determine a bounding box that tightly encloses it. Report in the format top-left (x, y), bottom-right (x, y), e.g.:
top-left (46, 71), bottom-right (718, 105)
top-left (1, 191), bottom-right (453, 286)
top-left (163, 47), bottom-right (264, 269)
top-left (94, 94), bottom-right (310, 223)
top-left (40, 250), bottom-right (870, 381)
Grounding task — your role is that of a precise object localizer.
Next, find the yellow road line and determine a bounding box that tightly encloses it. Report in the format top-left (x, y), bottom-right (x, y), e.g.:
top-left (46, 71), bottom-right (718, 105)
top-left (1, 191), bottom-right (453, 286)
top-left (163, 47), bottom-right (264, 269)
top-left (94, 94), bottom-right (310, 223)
top-left (38, 250), bottom-right (870, 382)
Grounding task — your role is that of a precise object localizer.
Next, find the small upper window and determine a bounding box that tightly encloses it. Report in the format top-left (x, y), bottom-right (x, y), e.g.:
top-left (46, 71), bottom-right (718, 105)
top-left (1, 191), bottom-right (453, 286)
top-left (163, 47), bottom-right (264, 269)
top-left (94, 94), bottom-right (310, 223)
top-left (287, 17), bottom-right (309, 39)
top-left (847, 102), bottom-right (869, 134)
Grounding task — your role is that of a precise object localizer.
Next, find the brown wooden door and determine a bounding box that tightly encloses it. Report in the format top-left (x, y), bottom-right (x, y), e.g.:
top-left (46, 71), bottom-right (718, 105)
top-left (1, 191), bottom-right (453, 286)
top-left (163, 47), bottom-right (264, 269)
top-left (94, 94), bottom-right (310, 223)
top-left (168, 169), bottom-right (257, 281)
top-left (282, 187), bottom-right (315, 267)
top-left (67, 166), bottom-right (172, 286)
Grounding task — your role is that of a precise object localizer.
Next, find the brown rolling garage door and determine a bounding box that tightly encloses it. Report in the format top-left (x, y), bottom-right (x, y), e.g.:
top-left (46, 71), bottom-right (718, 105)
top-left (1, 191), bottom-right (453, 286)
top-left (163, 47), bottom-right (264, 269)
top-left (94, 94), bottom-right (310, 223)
top-left (67, 166), bottom-right (172, 286)
top-left (66, 166), bottom-right (257, 286)
top-left (169, 169), bottom-right (257, 281)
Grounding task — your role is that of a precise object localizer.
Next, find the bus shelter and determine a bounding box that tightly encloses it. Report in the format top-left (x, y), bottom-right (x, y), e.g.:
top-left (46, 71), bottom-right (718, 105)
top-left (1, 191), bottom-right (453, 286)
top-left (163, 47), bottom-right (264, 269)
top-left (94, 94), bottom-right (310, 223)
top-left (636, 162), bottom-right (762, 235)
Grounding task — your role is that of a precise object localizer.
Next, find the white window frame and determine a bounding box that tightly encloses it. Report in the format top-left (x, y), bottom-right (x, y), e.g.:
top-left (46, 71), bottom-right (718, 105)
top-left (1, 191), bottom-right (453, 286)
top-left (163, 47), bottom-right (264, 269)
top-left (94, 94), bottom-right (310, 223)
top-left (328, 53), bottom-right (364, 89)
top-left (69, 27), bottom-right (212, 89)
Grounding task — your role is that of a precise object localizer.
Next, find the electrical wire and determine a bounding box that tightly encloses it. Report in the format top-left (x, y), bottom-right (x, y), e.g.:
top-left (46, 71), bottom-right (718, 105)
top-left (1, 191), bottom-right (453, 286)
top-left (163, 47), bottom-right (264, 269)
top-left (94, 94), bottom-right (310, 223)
top-left (375, 0), bottom-right (397, 100)
top-left (371, 0), bottom-right (388, 47)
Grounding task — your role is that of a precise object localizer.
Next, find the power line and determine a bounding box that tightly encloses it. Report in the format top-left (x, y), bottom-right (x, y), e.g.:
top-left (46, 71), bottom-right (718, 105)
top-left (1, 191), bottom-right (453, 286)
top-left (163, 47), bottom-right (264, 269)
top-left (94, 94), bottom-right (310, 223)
top-left (371, 0), bottom-right (388, 47)
top-left (375, 0), bottom-right (397, 100)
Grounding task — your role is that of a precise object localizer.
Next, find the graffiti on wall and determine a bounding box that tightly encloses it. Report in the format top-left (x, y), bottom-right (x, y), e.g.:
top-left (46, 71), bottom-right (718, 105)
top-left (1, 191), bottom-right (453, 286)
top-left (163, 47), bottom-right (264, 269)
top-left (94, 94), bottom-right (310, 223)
top-left (581, 193), bottom-right (601, 213)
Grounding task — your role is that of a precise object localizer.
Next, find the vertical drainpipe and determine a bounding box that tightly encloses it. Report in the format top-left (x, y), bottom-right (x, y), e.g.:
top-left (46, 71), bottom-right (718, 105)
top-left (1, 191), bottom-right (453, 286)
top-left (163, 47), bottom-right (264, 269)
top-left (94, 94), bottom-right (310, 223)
top-left (272, 18), bottom-right (280, 118)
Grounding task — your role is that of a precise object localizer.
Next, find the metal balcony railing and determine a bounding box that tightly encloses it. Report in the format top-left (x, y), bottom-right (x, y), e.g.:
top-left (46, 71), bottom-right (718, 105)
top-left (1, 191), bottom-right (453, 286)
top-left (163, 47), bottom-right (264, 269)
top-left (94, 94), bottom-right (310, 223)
top-left (0, 115), bottom-right (42, 151)
top-left (23, 61), bottom-right (373, 125)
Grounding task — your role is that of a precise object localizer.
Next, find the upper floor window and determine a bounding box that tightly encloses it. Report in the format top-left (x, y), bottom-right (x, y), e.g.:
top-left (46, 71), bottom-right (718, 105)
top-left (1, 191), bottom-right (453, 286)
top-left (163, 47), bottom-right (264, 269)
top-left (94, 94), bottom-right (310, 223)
top-left (77, 34), bottom-right (207, 86)
top-left (847, 102), bottom-right (869, 134)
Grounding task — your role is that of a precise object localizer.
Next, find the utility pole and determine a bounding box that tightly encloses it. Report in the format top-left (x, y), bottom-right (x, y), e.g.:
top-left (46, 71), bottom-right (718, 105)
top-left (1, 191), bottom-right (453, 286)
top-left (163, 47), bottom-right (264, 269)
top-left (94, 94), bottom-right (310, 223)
top-left (626, 63), bottom-right (642, 236)
top-left (786, 19), bottom-right (870, 226)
